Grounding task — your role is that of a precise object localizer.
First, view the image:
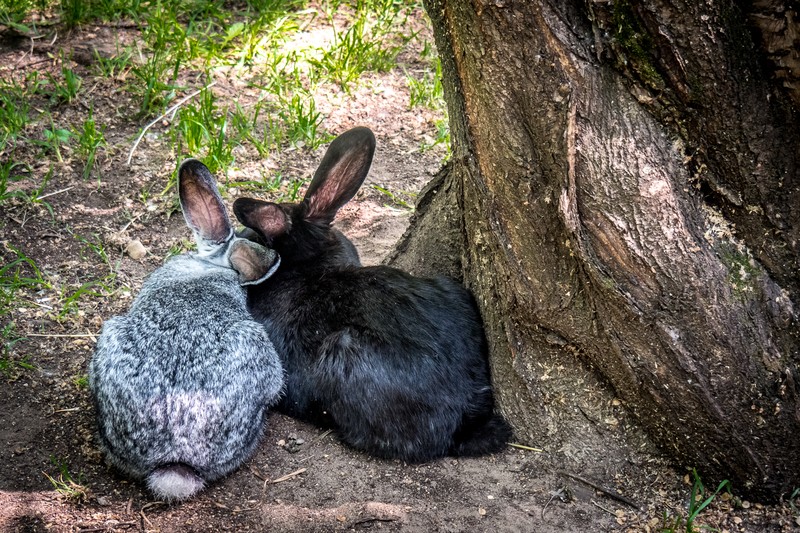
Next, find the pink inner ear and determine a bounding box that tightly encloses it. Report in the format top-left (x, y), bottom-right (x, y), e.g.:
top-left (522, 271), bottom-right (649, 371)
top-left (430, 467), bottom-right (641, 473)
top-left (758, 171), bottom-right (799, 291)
top-left (235, 198), bottom-right (288, 237)
top-left (255, 204), bottom-right (289, 237)
top-left (181, 173), bottom-right (230, 243)
top-left (229, 240), bottom-right (261, 282)
top-left (306, 154), bottom-right (367, 221)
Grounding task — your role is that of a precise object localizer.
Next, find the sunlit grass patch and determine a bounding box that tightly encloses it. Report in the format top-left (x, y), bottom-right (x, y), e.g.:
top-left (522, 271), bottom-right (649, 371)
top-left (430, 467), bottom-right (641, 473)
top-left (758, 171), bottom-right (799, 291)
top-left (74, 109), bottom-right (108, 181)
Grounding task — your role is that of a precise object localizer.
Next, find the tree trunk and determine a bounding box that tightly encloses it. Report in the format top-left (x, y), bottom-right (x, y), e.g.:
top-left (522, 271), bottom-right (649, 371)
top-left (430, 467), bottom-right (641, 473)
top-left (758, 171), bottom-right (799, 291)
top-left (391, 0), bottom-right (800, 502)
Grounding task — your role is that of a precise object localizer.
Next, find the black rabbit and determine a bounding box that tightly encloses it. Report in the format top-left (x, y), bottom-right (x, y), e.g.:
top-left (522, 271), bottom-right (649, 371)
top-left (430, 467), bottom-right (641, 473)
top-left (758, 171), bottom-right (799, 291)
top-left (233, 127), bottom-right (511, 462)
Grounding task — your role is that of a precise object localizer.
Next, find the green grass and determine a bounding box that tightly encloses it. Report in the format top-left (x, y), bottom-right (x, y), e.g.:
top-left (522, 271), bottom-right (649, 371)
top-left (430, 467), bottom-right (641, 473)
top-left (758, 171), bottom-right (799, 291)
top-left (75, 233), bottom-right (116, 274)
top-left (9, 165), bottom-right (57, 216)
top-left (280, 177), bottom-right (306, 202)
top-left (0, 161), bottom-right (30, 204)
top-left (0, 322), bottom-right (36, 378)
top-left (91, 44), bottom-right (133, 79)
top-left (3, 0), bottom-right (421, 172)
top-left (72, 374), bottom-right (89, 389)
top-left (231, 102), bottom-right (273, 158)
top-left (279, 91), bottom-right (327, 149)
top-left (164, 238), bottom-right (194, 261)
top-left (172, 85), bottom-right (233, 175)
top-left (309, 0), bottom-right (413, 92)
top-left (44, 456), bottom-right (89, 503)
top-left (0, 0), bottom-right (46, 31)
top-left (1, 0), bottom-right (433, 324)
top-left (0, 245), bottom-right (51, 317)
top-left (226, 170), bottom-right (286, 196)
top-left (51, 233), bottom-right (118, 321)
top-left (660, 469), bottom-right (731, 533)
top-left (407, 46), bottom-right (451, 158)
top-left (421, 116), bottom-right (450, 157)
top-left (74, 109), bottom-right (107, 180)
top-left (408, 54), bottom-right (444, 109)
top-left (371, 184), bottom-right (414, 210)
top-left (45, 66), bottom-right (82, 104)
top-left (130, 39), bottom-right (184, 117)
top-left (0, 75), bottom-right (34, 150)
top-left (40, 122), bottom-right (72, 163)
top-left (1, 246), bottom-right (50, 377)
top-left (57, 280), bottom-right (113, 320)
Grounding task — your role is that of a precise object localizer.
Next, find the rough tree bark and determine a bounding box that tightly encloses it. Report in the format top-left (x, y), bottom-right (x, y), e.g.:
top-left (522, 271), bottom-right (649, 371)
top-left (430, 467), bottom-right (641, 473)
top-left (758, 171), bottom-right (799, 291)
top-left (389, 0), bottom-right (800, 501)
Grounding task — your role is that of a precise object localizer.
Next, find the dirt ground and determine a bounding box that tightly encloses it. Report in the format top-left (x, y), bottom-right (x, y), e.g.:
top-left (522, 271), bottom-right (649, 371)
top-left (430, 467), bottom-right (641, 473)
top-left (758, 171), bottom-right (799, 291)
top-left (1, 6), bottom-right (799, 533)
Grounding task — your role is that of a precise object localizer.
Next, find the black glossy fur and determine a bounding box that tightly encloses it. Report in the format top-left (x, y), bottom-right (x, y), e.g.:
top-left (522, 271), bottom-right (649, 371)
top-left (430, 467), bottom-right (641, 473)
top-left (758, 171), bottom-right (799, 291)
top-left (234, 127), bottom-right (512, 462)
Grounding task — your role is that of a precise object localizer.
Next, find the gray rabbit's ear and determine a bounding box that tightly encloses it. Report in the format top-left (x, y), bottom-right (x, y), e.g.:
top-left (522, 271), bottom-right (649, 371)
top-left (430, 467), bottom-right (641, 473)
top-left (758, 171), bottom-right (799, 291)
top-left (178, 159), bottom-right (232, 245)
top-left (304, 127), bottom-right (375, 224)
top-left (229, 239), bottom-right (280, 286)
top-left (233, 198), bottom-right (290, 240)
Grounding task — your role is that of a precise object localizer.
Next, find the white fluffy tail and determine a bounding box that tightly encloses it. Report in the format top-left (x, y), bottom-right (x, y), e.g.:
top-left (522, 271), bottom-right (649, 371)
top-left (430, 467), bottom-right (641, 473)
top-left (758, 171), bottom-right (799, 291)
top-left (146, 464), bottom-right (205, 502)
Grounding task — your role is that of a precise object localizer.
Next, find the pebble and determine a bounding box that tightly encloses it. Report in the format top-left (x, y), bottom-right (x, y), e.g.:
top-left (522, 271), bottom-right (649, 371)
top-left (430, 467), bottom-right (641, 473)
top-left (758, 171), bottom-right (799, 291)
top-left (125, 240), bottom-right (147, 260)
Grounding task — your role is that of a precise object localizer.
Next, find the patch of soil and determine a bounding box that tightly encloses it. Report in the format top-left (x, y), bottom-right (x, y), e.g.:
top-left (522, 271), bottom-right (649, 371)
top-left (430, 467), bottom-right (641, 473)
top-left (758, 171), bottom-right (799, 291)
top-left (1, 7), bottom-right (798, 533)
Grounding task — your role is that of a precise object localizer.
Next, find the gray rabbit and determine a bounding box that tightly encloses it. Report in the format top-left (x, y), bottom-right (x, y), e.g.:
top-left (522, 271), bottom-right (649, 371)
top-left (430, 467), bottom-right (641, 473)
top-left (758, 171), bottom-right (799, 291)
top-left (88, 159), bottom-right (284, 502)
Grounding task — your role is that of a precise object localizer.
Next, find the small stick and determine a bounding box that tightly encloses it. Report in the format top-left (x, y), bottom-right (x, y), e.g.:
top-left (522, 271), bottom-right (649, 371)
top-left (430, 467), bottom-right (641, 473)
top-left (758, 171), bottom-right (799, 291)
top-left (119, 213), bottom-right (142, 233)
top-left (139, 510), bottom-right (153, 529)
top-left (24, 333), bottom-right (98, 338)
top-left (126, 81), bottom-right (217, 166)
top-left (248, 465), bottom-right (268, 482)
top-left (19, 57), bottom-right (52, 69)
top-left (313, 429), bottom-right (333, 442)
top-left (272, 468), bottom-right (306, 483)
top-left (541, 488), bottom-right (564, 519)
top-left (140, 500), bottom-right (163, 528)
top-left (140, 502), bottom-right (163, 511)
top-left (508, 442), bottom-right (544, 453)
top-left (53, 407), bottom-right (81, 414)
top-left (36, 186), bottom-right (74, 201)
top-left (558, 471), bottom-right (640, 510)
top-left (590, 499), bottom-right (617, 516)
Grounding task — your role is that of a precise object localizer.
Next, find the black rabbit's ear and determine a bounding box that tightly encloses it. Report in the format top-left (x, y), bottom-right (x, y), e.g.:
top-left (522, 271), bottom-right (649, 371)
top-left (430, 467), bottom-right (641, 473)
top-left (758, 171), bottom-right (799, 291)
top-left (233, 198), bottom-right (290, 239)
top-left (228, 239), bottom-right (281, 286)
top-left (178, 159), bottom-right (232, 244)
top-left (304, 127), bottom-right (376, 223)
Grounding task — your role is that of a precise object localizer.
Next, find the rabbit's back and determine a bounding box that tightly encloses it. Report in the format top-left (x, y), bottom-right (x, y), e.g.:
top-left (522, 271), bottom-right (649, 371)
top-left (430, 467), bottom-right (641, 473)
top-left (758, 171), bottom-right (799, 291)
top-left (250, 265), bottom-right (497, 461)
top-left (90, 260), bottom-right (283, 481)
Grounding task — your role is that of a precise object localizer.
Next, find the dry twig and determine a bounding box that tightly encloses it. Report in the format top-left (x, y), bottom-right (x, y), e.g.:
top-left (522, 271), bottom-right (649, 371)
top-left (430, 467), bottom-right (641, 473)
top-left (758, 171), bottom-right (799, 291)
top-left (126, 81), bottom-right (217, 165)
top-left (272, 468), bottom-right (307, 483)
top-left (508, 442), bottom-right (544, 453)
top-left (36, 186), bottom-right (74, 201)
top-left (558, 470), bottom-right (640, 510)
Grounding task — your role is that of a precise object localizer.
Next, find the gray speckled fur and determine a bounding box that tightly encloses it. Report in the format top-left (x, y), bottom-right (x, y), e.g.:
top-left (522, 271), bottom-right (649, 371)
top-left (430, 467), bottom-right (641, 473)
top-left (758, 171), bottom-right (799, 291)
top-left (88, 161), bottom-right (283, 497)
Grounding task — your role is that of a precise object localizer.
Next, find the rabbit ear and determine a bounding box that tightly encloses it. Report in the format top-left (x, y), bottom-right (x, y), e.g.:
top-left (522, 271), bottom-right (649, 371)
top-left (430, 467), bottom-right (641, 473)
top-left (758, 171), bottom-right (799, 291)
top-left (233, 198), bottom-right (290, 239)
top-left (228, 239), bottom-right (281, 286)
top-left (304, 127), bottom-right (376, 223)
top-left (178, 159), bottom-right (232, 245)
